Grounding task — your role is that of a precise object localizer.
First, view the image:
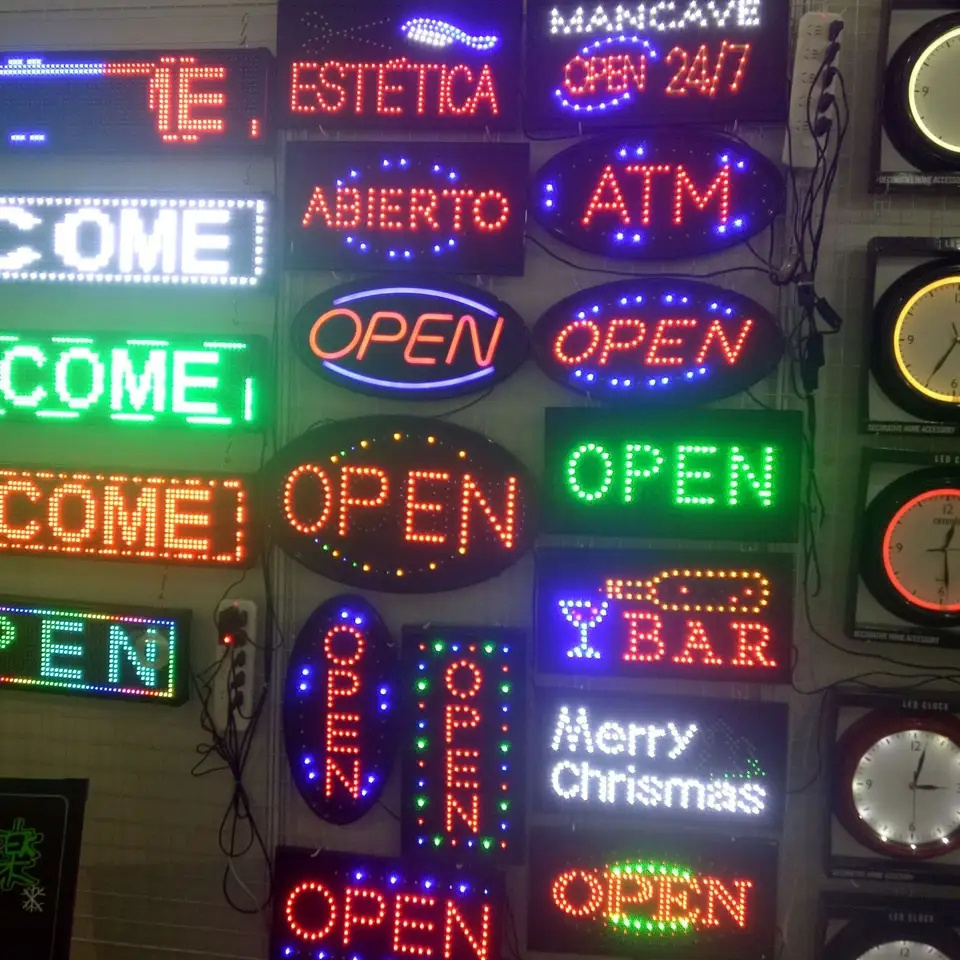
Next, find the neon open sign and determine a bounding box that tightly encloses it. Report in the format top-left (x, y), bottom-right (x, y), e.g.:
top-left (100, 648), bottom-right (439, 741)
top-left (277, 0), bottom-right (520, 131)
top-left (524, 0), bottom-right (788, 131)
top-left (543, 407), bottom-right (802, 542)
top-left (292, 278), bottom-right (528, 399)
top-left (532, 132), bottom-right (783, 261)
top-left (0, 49), bottom-right (270, 152)
top-left (0, 332), bottom-right (265, 429)
top-left (532, 278), bottom-right (783, 403)
top-left (402, 626), bottom-right (525, 863)
top-left (536, 548), bottom-right (792, 682)
top-left (284, 141), bottom-right (528, 274)
top-left (527, 829), bottom-right (777, 959)
top-left (0, 596), bottom-right (188, 703)
top-left (0, 195), bottom-right (269, 286)
top-left (0, 467), bottom-right (250, 566)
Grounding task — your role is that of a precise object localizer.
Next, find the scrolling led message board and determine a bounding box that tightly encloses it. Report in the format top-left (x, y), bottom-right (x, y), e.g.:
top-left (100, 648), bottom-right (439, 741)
top-left (0, 596), bottom-right (188, 703)
top-left (0, 332), bottom-right (265, 430)
top-left (532, 133), bottom-right (783, 261)
top-left (543, 407), bottom-right (803, 542)
top-left (264, 416), bottom-right (534, 593)
top-left (0, 49), bottom-right (270, 153)
top-left (284, 141), bottom-right (528, 275)
top-left (277, 0), bottom-right (520, 131)
top-left (524, 0), bottom-right (788, 132)
top-left (401, 626), bottom-right (525, 864)
top-left (284, 595), bottom-right (398, 825)
top-left (536, 548), bottom-right (792, 683)
top-left (292, 278), bottom-right (528, 400)
top-left (0, 195), bottom-right (269, 287)
top-left (527, 829), bottom-right (777, 959)
top-left (533, 278), bottom-right (783, 404)
top-left (0, 467), bottom-right (249, 566)
top-left (272, 846), bottom-right (502, 960)
top-left (535, 689), bottom-right (786, 827)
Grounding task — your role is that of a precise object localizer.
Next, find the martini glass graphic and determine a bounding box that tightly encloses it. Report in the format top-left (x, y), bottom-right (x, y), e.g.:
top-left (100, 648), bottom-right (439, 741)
top-left (557, 598), bottom-right (609, 659)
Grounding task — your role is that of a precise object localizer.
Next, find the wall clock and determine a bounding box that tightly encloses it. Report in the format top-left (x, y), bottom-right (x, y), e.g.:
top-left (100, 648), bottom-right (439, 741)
top-left (826, 923), bottom-right (960, 960)
top-left (834, 708), bottom-right (960, 859)
top-left (873, 261), bottom-right (960, 423)
top-left (883, 12), bottom-right (960, 171)
top-left (861, 467), bottom-right (960, 627)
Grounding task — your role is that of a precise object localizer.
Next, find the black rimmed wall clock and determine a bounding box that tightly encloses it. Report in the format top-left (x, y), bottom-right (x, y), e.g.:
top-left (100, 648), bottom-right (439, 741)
top-left (830, 930), bottom-right (960, 960)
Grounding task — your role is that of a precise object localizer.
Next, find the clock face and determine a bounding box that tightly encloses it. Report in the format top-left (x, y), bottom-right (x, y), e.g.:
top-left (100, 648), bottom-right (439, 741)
top-left (859, 941), bottom-right (952, 960)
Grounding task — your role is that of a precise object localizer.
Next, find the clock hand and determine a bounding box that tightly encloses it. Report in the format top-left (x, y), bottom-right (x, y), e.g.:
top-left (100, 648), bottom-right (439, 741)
top-left (913, 784), bottom-right (945, 790)
top-left (914, 746), bottom-right (927, 783)
top-left (925, 338), bottom-right (960, 386)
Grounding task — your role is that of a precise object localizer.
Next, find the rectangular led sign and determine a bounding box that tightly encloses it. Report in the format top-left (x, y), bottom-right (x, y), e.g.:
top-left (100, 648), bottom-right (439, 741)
top-left (0, 596), bottom-right (189, 703)
top-left (0, 332), bottom-right (266, 430)
top-left (401, 626), bottom-right (525, 864)
top-left (543, 407), bottom-right (803, 542)
top-left (528, 828), bottom-right (778, 959)
top-left (277, 0), bottom-right (520, 131)
top-left (535, 688), bottom-right (786, 828)
top-left (272, 846), bottom-right (502, 960)
top-left (0, 467), bottom-right (250, 566)
top-left (536, 548), bottom-right (793, 683)
top-left (524, 0), bottom-right (789, 132)
top-left (0, 195), bottom-right (269, 287)
top-left (284, 140), bottom-right (528, 275)
top-left (0, 49), bottom-right (271, 153)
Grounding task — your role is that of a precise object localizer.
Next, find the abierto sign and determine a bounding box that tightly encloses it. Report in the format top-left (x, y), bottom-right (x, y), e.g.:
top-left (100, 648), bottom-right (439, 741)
top-left (0, 195), bottom-right (269, 286)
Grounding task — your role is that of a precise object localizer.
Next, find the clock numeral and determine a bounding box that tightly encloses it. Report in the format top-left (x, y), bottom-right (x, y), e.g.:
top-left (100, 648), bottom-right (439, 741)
top-left (945, 503), bottom-right (955, 515)
top-left (907, 334), bottom-right (916, 343)
top-left (911, 740), bottom-right (922, 751)
top-left (896, 542), bottom-right (904, 552)
top-left (865, 779), bottom-right (873, 788)
top-left (909, 822), bottom-right (916, 834)
top-left (921, 86), bottom-right (930, 96)
top-left (900, 948), bottom-right (911, 958)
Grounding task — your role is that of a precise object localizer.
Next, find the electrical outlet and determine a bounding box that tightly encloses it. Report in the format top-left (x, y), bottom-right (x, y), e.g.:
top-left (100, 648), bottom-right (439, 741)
top-left (212, 599), bottom-right (257, 735)
top-left (782, 12), bottom-right (844, 169)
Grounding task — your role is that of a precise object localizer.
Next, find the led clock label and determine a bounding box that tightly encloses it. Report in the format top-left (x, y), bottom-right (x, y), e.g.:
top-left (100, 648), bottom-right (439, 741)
top-left (0, 467), bottom-right (249, 566)
top-left (533, 278), bottom-right (783, 403)
top-left (284, 595), bottom-right (397, 825)
top-left (543, 407), bottom-right (803, 542)
top-left (0, 49), bottom-right (270, 152)
top-left (0, 332), bottom-right (265, 429)
top-left (272, 847), bottom-right (501, 960)
top-left (402, 626), bottom-right (525, 863)
top-left (536, 548), bottom-right (792, 682)
top-left (527, 829), bottom-right (778, 959)
top-left (0, 195), bottom-right (269, 287)
top-left (284, 141), bottom-right (528, 274)
top-left (0, 597), bottom-right (188, 703)
top-left (292, 278), bottom-right (528, 400)
top-left (277, 0), bottom-right (520, 131)
top-left (532, 132), bottom-right (783, 261)
top-left (264, 416), bottom-right (534, 592)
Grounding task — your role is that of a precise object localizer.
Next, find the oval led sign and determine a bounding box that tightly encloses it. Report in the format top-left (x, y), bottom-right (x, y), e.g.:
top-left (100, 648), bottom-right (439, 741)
top-left (531, 132), bottom-right (784, 260)
top-left (533, 278), bottom-right (783, 403)
top-left (263, 416), bottom-right (536, 592)
top-left (291, 278), bottom-right (529, 400)
top-left (283, 594), bottom-right (397, 825)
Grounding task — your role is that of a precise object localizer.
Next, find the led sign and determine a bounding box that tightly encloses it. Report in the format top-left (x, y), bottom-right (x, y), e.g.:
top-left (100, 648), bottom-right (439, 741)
top-left (533, 278), bottom-right (783, 403)
top-left (528, 829), bottom-right (777, 958)
top-left (532, 133), bottom-right (783, 261)
top-left (284, 595), bottom-right (398, 825)
top-left (0, 332), bottom-right (265, 429)
top-left (536, 548), bottom-right (792, 682)
top-left (272, 846), bottom-right (501, 960)
top-left (0, 49), bottom-right (270, 153)
top-left (0, 195), bottom-right (268, 287)
top-left (535, 689), bottom-right (786, 827)
top-left (0, 596), bottom-right (188, 703)
top-left (543, 407), bottom-right (803, 542)
top-left (264, 416), bottom-right (534, 592)
top-left (292, 278), bottom-right (528, 400)
top-left (284, 141), bottom-right (528, 275)
top-left (0, 467), bottom-right (249, 566)
top-left (401, 626), bottom-right (525, 863)
top-left (277, 0), bottom-right (520, 131)
top-left (524, 0), bottom-right (788, 132)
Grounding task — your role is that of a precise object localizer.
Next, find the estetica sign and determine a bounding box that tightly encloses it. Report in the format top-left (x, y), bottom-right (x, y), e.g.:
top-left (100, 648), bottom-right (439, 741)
top-left (0, 195), bottom-right (269, 286)
top-left (292, 279), bottom-right (528, 399)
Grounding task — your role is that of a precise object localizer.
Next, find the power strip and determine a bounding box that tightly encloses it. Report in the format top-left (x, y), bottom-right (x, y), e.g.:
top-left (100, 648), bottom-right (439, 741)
top-left (782, 12), bottom-right (844, 169)
top-left (212, 599), bottom-right (257, 735)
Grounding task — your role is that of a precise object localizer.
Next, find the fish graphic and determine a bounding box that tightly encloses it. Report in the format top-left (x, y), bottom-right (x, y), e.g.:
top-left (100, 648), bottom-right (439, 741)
top-left (400, 17), bottom-right (499, 52)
